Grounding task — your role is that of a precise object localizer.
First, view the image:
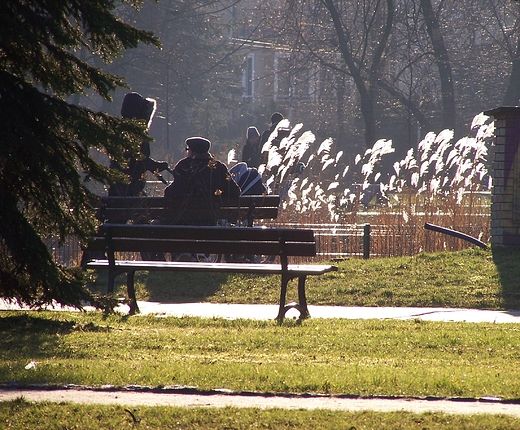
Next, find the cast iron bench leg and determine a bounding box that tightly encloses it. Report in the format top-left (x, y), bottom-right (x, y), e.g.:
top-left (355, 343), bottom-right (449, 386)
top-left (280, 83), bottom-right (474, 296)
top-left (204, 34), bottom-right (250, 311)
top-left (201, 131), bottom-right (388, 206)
top-left (276, 273), bottom-right (290, 323)
top-left (276, 274), bottom-right (310, 323)
top-left (297, 275), bottom-right (310, 319)
top-left (126, 270), bottom-right (140, 315)
top-left (108, 269), bottom-right (115, 293)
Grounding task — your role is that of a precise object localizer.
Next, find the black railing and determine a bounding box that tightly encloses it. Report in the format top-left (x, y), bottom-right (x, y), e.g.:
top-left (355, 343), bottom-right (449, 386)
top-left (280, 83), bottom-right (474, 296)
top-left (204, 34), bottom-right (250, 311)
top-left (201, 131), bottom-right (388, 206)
top-left (48, 222), bottom-right (490, 266)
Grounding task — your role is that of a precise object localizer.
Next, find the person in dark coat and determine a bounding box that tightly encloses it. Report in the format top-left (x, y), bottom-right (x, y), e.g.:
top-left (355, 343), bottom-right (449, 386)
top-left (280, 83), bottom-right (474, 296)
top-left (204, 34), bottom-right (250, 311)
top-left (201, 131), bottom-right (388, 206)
top-left (164, 137), bottom-right (240, 225)
top-left (241, 126), bottom-right (262, 168)
top-left (260, 112), bottom-right (284, 146)
top-left (108, 92), bottom-right (169, 197)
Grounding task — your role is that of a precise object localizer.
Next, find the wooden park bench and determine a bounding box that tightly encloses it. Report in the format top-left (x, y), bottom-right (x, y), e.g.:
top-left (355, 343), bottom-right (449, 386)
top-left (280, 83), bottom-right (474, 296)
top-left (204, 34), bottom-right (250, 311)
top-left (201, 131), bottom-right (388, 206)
top-left (96, 195), bottom-right (281, 227)
top-left (82, 223), bottom-right (338, 323)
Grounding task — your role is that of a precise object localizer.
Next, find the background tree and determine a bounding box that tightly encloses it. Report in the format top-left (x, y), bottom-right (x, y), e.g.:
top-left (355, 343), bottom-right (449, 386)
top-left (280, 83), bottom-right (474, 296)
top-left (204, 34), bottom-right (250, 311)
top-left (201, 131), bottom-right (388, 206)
top-left (256, 0), bottom-right (518, 154)
top-left (84, 0), bottom-right (245, 162)
top-left (0, 0), bottom-right (160, 309)
top-left (419, 0), bottom-right (456, 132)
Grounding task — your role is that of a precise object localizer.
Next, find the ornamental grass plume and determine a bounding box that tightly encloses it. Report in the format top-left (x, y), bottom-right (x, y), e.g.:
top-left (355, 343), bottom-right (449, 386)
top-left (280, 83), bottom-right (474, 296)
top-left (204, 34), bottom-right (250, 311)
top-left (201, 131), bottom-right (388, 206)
top-left (229, 112), bottom-right (493, 252)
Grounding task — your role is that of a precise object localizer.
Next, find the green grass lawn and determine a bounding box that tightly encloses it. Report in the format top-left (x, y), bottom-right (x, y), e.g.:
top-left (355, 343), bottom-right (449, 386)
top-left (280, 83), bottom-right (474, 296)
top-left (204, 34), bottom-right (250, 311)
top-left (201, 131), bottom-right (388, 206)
top-left (2, 312), bottom-right (520, 400)
top-left (2, 400), bottom-right (519, 430)
top-left (4, 246), bottom-right (520, 428)
top-left (88, 246), bottom-right (520, 310)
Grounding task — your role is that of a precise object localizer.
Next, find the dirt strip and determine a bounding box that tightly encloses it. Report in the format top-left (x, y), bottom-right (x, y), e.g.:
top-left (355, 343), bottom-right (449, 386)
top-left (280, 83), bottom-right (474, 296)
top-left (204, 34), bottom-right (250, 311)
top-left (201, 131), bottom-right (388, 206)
top-left (1, 388), bottom-right (520, 417)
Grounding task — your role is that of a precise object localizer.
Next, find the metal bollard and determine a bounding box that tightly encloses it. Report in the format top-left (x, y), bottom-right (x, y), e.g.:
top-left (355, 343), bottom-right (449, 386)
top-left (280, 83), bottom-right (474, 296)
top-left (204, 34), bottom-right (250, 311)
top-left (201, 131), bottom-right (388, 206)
top-left (363, 223), bottom-right (370, 259)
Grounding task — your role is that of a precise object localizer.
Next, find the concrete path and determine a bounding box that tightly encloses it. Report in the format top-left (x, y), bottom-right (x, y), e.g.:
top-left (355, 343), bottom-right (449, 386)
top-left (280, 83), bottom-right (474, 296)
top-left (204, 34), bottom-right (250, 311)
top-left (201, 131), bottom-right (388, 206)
top-left (131, 301), bottom-right (520, 323)
top-left (3, 299), bottom-right (520, 323)
top-left (1, 387), bottom-right (520, 417)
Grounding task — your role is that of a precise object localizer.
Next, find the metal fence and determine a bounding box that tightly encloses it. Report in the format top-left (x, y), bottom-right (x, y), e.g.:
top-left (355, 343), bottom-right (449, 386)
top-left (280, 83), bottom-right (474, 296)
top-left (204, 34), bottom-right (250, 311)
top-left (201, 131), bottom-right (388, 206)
top-left (49, 220), bottom-right (490, 267)
top-left (269, 221), bottom-right (490, 260)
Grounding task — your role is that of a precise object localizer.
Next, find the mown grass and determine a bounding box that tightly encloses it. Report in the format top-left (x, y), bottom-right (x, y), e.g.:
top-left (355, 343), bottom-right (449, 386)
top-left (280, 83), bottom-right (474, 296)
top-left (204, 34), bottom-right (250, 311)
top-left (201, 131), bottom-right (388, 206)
top-left (1, 399), bottom-right (519, 430)
top-left (87, 246), bottom-right (520, 310)
top-left (2, 312), bottom-right (520, 400)
top-left (5, 246), bottom-right (520, 427)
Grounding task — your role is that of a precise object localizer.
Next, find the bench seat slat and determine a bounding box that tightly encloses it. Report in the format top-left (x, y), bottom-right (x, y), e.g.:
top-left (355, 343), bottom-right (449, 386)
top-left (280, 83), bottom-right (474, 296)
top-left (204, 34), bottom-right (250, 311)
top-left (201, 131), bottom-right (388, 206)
top-left (86, 260), bottom-right (337, 276)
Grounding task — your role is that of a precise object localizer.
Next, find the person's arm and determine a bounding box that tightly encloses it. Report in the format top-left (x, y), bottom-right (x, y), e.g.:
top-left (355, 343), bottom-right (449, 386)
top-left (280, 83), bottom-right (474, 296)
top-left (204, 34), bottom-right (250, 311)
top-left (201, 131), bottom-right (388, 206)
top-left (143, 157), bottom-right (169, 173)
top-left (225, 170), bottom-right (241, 199)
top-left (164, 158), bottom-right (192, 199)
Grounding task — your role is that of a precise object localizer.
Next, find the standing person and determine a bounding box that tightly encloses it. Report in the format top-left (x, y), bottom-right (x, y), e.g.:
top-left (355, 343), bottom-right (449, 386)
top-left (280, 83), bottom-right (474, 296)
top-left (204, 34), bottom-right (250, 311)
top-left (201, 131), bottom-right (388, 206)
top-left (260, 112), bottom-right (291, 168)
top-left (242, 126), bottom-right (262, 168)
top-left (164, 137), bottom-right (240, 225)
top-left (260, 112), bottom-right (284, 147)
top-left (108, 92), bottom-right (170, 197)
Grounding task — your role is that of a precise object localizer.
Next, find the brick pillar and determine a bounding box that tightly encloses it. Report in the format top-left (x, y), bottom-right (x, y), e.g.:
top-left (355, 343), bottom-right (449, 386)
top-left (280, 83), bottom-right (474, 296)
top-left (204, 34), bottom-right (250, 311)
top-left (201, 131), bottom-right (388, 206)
top-left (484, 107), bottom-right (520, 246)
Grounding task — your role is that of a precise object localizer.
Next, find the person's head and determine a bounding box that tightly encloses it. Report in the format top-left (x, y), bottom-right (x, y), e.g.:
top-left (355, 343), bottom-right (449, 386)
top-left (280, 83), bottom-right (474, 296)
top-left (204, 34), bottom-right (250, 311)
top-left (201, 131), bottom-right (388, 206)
top-left (270, 112), bottom-right (284, 125)
top-left (185, 137), bottom-right (211, 159)
top-left (121, 92), bottom-right (157, 129)
top-left (246, 126), bottom-right (260, 143)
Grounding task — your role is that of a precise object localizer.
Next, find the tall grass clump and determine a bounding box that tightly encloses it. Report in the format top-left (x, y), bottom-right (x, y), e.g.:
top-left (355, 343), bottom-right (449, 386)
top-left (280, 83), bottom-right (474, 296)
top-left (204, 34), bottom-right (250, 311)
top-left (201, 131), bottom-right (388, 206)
top-left (236, 114), bottom-right (494, 257)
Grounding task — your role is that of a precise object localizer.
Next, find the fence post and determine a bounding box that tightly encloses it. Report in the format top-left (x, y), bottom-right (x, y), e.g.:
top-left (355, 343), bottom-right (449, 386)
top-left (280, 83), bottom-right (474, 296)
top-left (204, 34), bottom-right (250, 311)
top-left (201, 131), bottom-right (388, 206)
top-left (363, 223), bottom-right (370, 259)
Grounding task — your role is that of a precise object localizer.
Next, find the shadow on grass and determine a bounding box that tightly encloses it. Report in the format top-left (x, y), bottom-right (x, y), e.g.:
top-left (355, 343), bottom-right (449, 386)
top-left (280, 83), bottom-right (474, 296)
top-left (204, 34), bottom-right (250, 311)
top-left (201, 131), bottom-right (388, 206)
top-left (0, 314), bottom-right (76, 359)
top-left (144, 271), bottom-right (228, 303)
top-left (492, 246), bottom-right (520, 309)
top-left (87, 269), bottom-right (229, 303)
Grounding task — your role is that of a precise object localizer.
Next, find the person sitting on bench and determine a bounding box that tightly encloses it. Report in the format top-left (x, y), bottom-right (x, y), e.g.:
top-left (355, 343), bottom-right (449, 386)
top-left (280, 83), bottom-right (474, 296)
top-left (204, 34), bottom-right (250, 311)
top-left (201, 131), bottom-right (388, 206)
top-left (164, 137), bottom-right (240, 226)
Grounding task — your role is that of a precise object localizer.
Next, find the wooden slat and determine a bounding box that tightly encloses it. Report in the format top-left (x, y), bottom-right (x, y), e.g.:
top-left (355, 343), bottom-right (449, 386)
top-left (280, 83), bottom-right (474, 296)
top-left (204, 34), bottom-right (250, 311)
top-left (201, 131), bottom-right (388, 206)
top-left (100, 207), bottom-right (279, 223)
top-left (85, 224), bottom-right (317, 257)
top-left (101, 224), bottom-right (315, 242)
top-left (100, 195), bottom-right (280, 209)
top-left (87, 260), bottom-right (337, 276)
top-left (105, 239), bottom-right (316, 257)
top-left (97, 195), bottom-right (280, 224)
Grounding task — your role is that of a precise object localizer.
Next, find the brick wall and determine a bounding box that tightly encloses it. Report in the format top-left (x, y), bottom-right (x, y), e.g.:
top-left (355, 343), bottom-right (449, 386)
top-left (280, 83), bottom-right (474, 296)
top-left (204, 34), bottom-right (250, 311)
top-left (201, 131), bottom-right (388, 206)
top-left (484, 106), bottom-right (520, 246)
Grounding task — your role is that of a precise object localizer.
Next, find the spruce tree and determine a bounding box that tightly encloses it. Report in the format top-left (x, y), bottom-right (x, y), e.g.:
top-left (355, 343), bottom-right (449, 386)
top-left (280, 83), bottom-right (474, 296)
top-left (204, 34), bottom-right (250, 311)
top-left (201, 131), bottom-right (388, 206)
top-left (0, 1), bottom-right (160, 309)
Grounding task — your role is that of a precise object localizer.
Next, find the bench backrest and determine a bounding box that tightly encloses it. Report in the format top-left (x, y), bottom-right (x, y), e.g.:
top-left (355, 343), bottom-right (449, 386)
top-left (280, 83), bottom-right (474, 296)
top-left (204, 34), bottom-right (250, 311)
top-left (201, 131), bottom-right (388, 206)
top-left (96, 195), bottom-right (280, 226)
top-left (86, 224), bottom-right (316, 265)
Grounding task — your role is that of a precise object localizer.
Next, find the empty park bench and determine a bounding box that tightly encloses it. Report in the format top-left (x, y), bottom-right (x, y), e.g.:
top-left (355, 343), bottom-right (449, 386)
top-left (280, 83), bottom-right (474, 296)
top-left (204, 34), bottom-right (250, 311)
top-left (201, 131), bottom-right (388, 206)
top-left (82, 223), bottom-right (338, 322)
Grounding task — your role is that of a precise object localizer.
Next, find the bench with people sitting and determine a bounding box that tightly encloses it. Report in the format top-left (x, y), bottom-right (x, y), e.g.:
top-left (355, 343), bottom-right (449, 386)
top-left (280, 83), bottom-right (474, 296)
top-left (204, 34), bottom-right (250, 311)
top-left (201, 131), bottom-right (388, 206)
top-left (83, 136), bottom-right (337, 322)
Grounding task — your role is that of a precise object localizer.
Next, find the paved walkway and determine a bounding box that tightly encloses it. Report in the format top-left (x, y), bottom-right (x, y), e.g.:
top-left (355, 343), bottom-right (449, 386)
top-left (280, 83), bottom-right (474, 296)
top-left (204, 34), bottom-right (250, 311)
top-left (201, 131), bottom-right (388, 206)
top-left (4, 299), bottom-right (520, 323)
top-left (131, 301), bottom-right (520, 323)
top-left (3, 300), bottom-right (520, 323)
top-left (1, 387), bottom-right (520, 417)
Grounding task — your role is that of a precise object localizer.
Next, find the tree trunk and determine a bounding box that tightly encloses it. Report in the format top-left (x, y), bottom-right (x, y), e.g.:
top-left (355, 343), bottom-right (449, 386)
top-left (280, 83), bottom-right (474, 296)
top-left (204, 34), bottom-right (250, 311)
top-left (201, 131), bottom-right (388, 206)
top-left (503, 34), bottom-right (520, 106)
top-left (420, 0), bottom-right (456, 132)
top-left (323, 0), bottom-right (394, 148)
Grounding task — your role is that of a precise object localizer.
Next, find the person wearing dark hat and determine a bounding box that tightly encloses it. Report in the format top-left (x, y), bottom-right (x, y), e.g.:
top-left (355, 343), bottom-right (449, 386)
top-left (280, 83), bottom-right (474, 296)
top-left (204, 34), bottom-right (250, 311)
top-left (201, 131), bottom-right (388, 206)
top-left (164, 137), bottom-right (240, 225)
top-left (259, 112), bottom-right (291, 168)
top-left (260, 112), bottom-right (284, 147)
top-left (108, 92), bottom-right (170, 197)
top-left (241, 126), bottom-right (262, 168)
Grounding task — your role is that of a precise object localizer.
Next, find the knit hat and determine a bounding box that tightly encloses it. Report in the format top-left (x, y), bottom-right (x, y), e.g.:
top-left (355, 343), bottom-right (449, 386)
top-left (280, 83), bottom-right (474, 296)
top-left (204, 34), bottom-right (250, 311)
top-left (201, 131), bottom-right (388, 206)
top-left (186, 137), bottom-right (211, 154)
top-left (246, 126), bottom-right (260, 139)
top-left (270, 112), bottom-right (283, 125)
top-left (121, 92), bottom-right (157, 126)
